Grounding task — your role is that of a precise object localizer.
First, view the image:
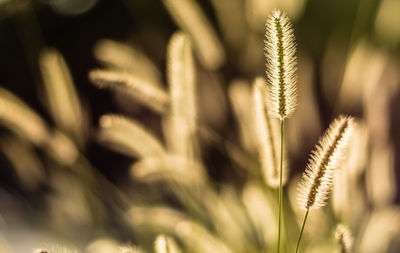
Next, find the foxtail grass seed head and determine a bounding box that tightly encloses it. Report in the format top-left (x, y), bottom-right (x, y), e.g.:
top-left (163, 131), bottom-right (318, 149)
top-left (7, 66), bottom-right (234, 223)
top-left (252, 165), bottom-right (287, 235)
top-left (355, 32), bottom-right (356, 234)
top-left (298, 115), bottom-right (354, 210)
top-left (34, 246), bottom-right (78, 253)
top-left (0, 88), bottom-right (49, 145)
top-left (39, 48), bottom-right (84, 142)
top-left (166, 32), bottom-right (196, 133)
top-left (335, 224), bottom-right (353, 253)
top-left (94, 39), bottom-right (162, 86)
top-left (89, 69), bottom-right (169, 114)
top-left (99, 114), bottom-right (166, 158)
top-left (252, 77), bottom-right (287, 187)
top-left (264, 10), bottom-right (297, 120)
top-left (165, 32), bottom-right (197, 158)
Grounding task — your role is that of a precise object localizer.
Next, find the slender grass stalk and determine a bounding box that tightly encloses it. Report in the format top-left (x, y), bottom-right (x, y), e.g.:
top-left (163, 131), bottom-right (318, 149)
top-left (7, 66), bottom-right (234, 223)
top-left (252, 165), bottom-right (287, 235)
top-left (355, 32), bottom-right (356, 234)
top-left (277, 119), bottom-right (284, 253)
top-left (165, 31), bottom-right (197, 159)
top-left (295, 209), bottom-right (309, 253)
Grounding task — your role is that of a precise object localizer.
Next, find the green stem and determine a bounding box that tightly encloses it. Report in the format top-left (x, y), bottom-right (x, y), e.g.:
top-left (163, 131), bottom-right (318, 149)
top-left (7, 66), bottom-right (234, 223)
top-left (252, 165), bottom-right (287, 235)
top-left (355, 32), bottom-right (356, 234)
top-left (278, 120), bottom-right (284, 253)
top-left (295, 209), bottom-right (310, 253)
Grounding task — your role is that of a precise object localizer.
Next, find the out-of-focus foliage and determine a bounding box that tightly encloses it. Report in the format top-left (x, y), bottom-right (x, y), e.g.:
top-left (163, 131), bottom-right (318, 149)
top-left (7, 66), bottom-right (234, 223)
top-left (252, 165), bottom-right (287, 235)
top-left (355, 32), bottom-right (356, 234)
top-left (0, 0), bottom-right (399, 252)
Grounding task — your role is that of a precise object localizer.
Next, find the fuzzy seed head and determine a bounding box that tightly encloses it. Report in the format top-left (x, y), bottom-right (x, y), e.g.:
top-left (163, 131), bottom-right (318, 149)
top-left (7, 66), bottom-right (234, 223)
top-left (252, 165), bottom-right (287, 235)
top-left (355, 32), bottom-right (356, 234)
top-left (335, 224), bottom-right (353, 253)
top-left (165, 32), bottom-right (197, 158)
top-left (298, 115), bottom-right (354, 210)
top-left (89, 69), bottom-right (170, 114)
top-left (264, 10), bottom-right (297, 120)
top-left (98, 114), bottom-right (166, 158)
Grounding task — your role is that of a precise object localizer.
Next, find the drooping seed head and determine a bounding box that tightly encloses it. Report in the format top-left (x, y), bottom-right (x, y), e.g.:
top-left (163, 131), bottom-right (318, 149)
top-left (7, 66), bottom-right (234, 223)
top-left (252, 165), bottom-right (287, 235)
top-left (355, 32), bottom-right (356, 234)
top-left (298, 115), bottom-right (354, 210)
top-left (264, 10), bottom-right (297, 120)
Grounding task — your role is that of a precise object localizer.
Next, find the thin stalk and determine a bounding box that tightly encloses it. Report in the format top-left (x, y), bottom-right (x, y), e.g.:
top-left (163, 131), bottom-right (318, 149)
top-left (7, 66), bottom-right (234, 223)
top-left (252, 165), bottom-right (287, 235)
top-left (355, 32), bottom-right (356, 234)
top-left (278, 119), bottom-right (284, 253)
top-left (295, 209), bottom-right (310, 253)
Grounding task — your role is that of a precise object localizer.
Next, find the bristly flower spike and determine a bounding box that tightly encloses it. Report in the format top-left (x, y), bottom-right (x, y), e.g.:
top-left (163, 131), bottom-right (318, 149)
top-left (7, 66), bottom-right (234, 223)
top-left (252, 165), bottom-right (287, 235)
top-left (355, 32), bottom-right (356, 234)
top-left (264, 10), bottom-right (297, 120)
top-left (298, 115), bottom-right (354, 210)
top-left (295, 115), bottom-right (354, 253)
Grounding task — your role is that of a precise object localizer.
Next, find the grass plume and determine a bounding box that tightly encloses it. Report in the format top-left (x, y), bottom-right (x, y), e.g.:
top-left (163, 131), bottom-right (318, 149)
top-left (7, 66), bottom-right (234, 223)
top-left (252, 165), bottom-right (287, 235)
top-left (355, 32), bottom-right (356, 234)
top-left (39, 48), bottom-right (84, 143)
top-left (0, 85), bottom-right (79, 168)
top-left (335, 224), bottom-right (353, 253)
top-left (89, 69), bottom-right (170, 114)
top-left (264, 10), bottom-right (297, 120)
top-left (295, 115), bottom-right (354, 253)
top-left (98, 114), bottom-right (166, 158)
top-left (298, 115), bottom-right (354, 210)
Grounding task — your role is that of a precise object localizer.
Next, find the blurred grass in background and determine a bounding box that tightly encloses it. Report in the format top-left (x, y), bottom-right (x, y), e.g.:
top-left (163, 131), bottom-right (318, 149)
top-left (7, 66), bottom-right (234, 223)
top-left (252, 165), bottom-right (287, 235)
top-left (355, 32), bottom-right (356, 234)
top-left (0, 0), bottom-right (399, 252)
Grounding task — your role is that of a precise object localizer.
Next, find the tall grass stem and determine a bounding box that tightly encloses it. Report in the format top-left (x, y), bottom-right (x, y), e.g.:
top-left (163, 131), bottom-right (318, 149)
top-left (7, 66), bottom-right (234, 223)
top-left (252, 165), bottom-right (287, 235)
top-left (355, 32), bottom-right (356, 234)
top-left (278, 119), bottom-right (284, 253)
top-left (295, 209), bottom-right (309, 253)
